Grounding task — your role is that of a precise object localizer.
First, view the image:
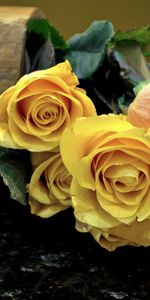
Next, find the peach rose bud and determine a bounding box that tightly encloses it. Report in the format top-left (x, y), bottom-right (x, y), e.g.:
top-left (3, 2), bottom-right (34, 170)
top-left (128, 82), bottom-right (150, 129)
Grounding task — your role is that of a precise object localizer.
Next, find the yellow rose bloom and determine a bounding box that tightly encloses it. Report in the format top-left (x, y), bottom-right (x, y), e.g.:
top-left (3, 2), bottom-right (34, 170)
top-left (60, 114), bottom-right (150, 250)
top-left (0, 60), bottom-right (96, 151)
top-left (28, 151), bottom-right (72, 218)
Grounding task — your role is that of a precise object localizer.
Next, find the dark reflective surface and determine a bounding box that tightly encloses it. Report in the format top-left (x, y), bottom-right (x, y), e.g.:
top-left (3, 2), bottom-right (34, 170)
top-left (0, 187), bottom-right (150, 299)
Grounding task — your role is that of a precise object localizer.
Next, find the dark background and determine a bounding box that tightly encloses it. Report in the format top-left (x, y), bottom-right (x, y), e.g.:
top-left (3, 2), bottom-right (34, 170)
top-left (0, 184), bottom-right (150, 299)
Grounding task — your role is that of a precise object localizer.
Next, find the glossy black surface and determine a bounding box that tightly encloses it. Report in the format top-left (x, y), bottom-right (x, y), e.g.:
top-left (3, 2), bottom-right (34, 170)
top-left (0, 187), bottom-right (150, 300)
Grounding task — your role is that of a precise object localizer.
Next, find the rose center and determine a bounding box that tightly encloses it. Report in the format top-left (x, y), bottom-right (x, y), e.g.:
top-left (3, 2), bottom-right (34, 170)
top-left (116, 176), bottom-right (137, 186)
top-left (105, 165), bottom-right (139, 187)
top-left (43, 111), bottom-right (51, 119)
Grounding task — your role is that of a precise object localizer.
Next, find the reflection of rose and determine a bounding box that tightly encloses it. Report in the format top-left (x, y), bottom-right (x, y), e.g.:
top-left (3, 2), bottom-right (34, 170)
top-left (60, 114), bottom-right (150, 250)
top-left (128, 82), bottom-right (150, 129)
top-left (28, 151), bottom-right (72, 218)
top-left (0, 61), bottom-right (96, 151)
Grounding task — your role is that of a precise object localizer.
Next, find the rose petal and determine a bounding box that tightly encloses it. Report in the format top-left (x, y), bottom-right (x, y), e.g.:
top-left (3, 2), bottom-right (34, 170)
top-left (0, 86), bottom-right (16, 122)
top-left (109, 219), bottom-right (150, 246)
top-left (0, 122), bottom-right (23, 149)
top-left (29, 151), bottom-right (72, 218)
top-left (72, 178), bottom-right (120, 228)
top-left (90, 227), bottom-right (129, 251)
top-left (29, 198), bottom-right (67, 218)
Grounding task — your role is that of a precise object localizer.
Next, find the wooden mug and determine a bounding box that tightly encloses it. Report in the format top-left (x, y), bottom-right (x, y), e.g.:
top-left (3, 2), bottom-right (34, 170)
top-left (0, 6), bottom-right (45, 93)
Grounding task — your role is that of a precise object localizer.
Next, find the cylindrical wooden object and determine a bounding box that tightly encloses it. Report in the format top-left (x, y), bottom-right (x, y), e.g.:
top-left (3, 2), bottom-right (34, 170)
top-left (0, 6), bottom-right (45, 93)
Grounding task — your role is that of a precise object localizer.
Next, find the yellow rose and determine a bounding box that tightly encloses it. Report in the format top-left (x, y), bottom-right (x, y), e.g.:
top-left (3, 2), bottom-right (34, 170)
top-left (28, 150), bottom-right (72, 218)
top-left (0, 61), bottom-right (96, 151)
top-left (60, 114), bottom-right (150, 250)
top-left (128, 82), bottom-right (150, 129)
top-left (89, 220), bottom-right (150, 251)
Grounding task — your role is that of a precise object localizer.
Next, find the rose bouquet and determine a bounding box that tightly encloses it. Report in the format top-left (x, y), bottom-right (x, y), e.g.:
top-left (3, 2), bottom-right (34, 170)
top-left (1, 18), bottom-right (150, 251)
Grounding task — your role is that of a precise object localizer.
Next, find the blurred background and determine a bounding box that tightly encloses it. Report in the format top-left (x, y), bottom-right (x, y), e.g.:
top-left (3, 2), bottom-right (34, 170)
top-left (0, 0), bottom-right (149, 38)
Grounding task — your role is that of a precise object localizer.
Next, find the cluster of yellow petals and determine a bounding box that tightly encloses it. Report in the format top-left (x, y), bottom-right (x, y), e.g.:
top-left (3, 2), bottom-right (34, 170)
top-left (0, 61), bottom-right (96, 151)
top-left (60, 114), bottom-right (150, 250)
top-left (1, 59), bottom-right (150, 251)
top-left (28, 150), bottom-right (72, 218)
top-left (0, 60), bottom-right (96, 226)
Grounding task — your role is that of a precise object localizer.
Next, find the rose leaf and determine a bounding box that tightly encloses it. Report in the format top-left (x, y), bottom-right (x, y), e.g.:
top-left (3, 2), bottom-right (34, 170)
top-left (65, 20), bottom-right (114, 79)
top-left (110, 26), bottom-right (150, 49)
top-left (0, 148), bottom-right (27, 205)
top-left (27, 19), bottom-right (67, 51)
top-left (109, 42), bottom-right (150, 87)
top-left (30, 39), bottom-right (55, 71)
top-left (48, 23), bottom-right (68, 51)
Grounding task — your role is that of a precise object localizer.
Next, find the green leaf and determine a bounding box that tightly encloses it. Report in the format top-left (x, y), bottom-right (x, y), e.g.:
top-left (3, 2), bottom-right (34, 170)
top-left (120, 42), bottom-right (150, 80)
top-left (30, 39), bottom-right (55, 71)
top-left (65, 20), bottom-right (114, 79)
top-left (27, 19), bottom-right (50, 42)
top-left (25, 19), bottom-right (56, 73)
top-left (110, 26), bottom-right (150, 48)
top-left (27, 19), bottom-right (67, 51)
top-left (0, 148), bottom-right (27, 205)
top-left (108, 26), bottom-right (150, 57)
top-left (110, 42), bottom-right (150, 87)
top-left (48, 23), bottom-right (67, 50)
